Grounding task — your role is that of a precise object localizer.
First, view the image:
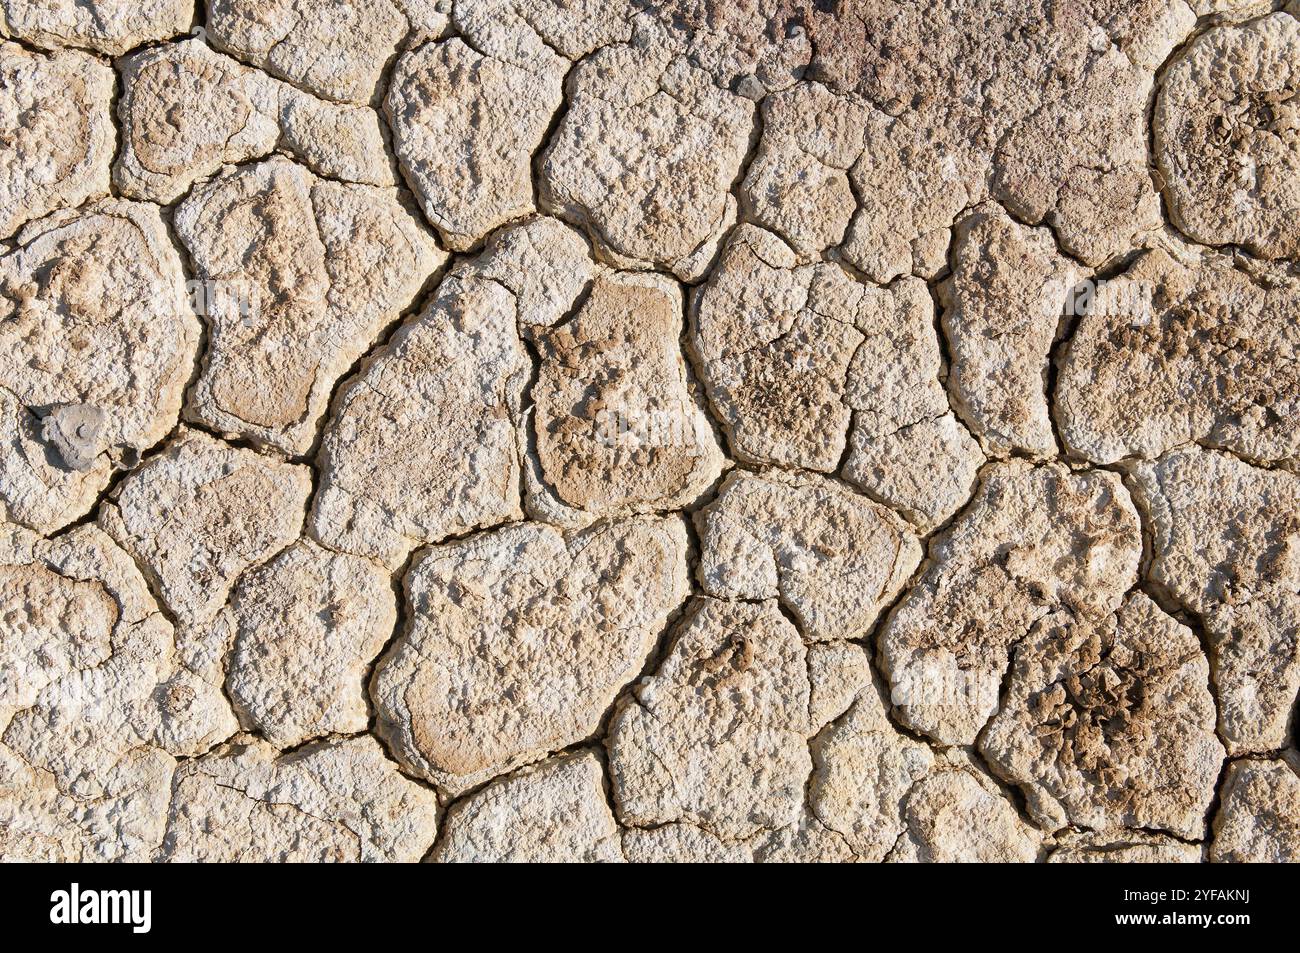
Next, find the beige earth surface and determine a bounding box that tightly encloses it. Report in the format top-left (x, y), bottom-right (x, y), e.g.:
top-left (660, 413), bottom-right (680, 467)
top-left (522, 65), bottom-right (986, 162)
top-left (1, 0), bottom-right (1297, 863)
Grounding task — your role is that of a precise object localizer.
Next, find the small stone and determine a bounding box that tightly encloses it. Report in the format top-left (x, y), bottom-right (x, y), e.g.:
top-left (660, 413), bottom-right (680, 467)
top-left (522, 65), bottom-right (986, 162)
top-left (0, 200), bottom-right (199, 528)
top-left (0, 199), bottom-right (197, 455)
top-left (431, 751), bottom-right (623, 863)
top-left (393, 0), bottom-right (452, 44)
top-left (843, 275), bottom-right (951, 441)
top-left (807, 641), bottom-right (876, 728)
top-left (0, 392), bottom-right (111, 533)
top-left (698, 229), bottom-right (985, 527)
top-left (39, 404), bottom-right (104, 472)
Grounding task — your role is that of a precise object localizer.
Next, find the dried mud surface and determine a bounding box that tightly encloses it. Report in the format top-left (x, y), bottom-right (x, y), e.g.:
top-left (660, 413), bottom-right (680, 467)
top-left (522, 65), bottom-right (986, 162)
top-left (1, 0), bottom-right (1298, 863)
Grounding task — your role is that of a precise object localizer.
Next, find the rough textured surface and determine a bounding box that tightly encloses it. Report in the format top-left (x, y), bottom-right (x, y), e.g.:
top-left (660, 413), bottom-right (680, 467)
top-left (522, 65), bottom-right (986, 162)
top-left (1050, 831), bottom-right (1203, 863)
top-left (100, 428), bottom-right (311, 631)
top-left (940, 203), bottom-right (1072, 458)
top-left (387, 37), bottom-right (564, 251)
top-left (99, 429), bottom-right (312, 700)
top-left (740, 82), bottom-right (865, 259)
top-left (696, 470), bottom-right (919, 642)
top-left (1129, 446), bottom-right (1300, 756)
top-left (0, 385), bottom-right (112, 535)
top-left (879, 462), bottom-right (1143, 746)
top-left (841, 274), bottom-right (984, 533)
top-left (310, 263), bottom-right (529, 570)
top-left (533, 272), bottom-right (723, 517)
top-left (608, 597), bottom-right (813, 840)
top-left (691, 226), bottom-right (862, 472)
top-left (159, 735), bottom-right (438, 862)
top-left (1155, 14), bottom-right (1300, 260)
top-left (116, 39), bottom-right (395, 204)
top-left (888, 757), bottom-right (1043, 863)
top-left (806, 654), bottom-right (1042, 862)
top-left (843, 413), bottom-right (985, 533)
top-left (540, 17), bottom-right (753, 279)
top-left (693, 222), bottom-right (983, 523)
top-left (1, 523), bottom-right (234, 861)
top-left (1210, 755), bottom-right (1300, 863)
top-left (808, 671), bottom-right (936, 860)
top-left (0, 200), bottom-right (198, 533)
top-left (174, 157), bottom-right (442, 454)
top-left (0, 43), bottom-right (113, 241)
top-left (8, 0), bottom-right (1299, 863)
top-left (981, 593), bottom-right (1225, 839)
top-left (802, 0), bottom-right (1183, 282)
top-left (207, 0), bottom-right (409, 104)
top-left (431, 750), bottom-right (623, 863)
top-left (221, 540), bottom-right (395, 748)
top-left (0, 0), bottom-right (191, 55)
top-left (1057, 247), bottom-right (1299, 468)
top-left (373, 516), bottom-right (688, 794)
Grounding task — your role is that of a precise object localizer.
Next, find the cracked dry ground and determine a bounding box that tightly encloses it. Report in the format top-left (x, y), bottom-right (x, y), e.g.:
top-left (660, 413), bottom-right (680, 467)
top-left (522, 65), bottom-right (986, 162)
top-left (1, 0), bottom-right (1299, 866)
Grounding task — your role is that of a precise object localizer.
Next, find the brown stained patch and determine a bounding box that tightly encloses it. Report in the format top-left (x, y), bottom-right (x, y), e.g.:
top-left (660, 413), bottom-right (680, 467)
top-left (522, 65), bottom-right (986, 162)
top-left (532, 273), bottom-right (723, 517)
top-left (982, 594), bottom-right (1224, 839)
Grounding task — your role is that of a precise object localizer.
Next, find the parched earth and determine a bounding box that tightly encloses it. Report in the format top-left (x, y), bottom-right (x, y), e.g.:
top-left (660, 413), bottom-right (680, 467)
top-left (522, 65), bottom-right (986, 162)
top-left (1, 0), bottom-right (1298, 864)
